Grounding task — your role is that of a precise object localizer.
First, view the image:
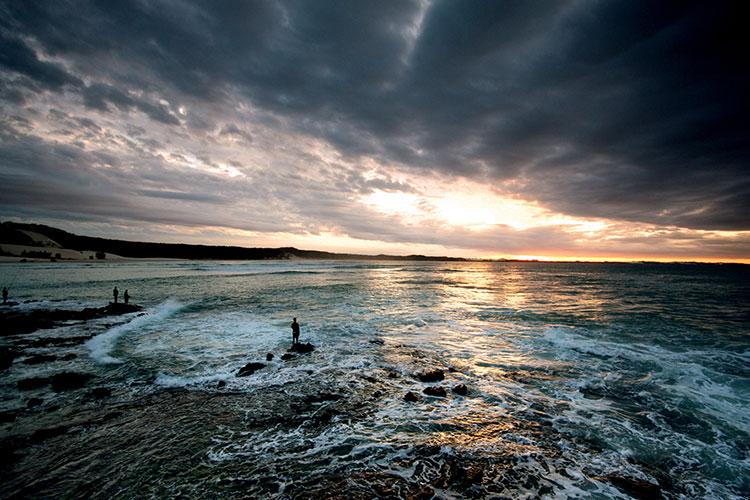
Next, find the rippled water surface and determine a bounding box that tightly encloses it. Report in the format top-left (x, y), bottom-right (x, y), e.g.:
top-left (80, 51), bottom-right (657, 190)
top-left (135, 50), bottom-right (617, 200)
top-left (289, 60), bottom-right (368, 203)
top-left (1, 260), bottom-right (749, 498)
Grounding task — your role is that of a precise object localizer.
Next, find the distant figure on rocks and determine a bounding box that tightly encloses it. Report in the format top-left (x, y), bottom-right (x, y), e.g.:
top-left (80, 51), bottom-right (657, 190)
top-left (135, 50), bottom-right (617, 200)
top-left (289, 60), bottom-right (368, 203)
top-left (291, 317), bottom-right (300, 345)
top-left (2, 287), bottom-right (7, 304)
top-left (113, 287), bottom-right (119, 304)
top-left (124, 289), bottom-right (130, 305)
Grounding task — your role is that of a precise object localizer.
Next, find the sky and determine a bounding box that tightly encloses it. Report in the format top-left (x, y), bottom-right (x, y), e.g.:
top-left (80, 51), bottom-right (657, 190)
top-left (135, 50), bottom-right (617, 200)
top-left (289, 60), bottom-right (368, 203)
top-left (0, 0), bottom-right (748, 262)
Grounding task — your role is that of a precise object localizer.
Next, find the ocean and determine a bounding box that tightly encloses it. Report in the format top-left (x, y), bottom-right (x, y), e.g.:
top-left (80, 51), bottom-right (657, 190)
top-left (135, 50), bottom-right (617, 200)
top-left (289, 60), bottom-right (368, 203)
top-left (1, 260), bottom-right (748, 498)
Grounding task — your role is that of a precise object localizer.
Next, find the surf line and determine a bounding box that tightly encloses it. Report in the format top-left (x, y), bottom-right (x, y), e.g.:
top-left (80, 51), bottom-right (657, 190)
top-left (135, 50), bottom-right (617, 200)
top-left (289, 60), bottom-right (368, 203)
top-left (86, 299), bottom-right (184, 364)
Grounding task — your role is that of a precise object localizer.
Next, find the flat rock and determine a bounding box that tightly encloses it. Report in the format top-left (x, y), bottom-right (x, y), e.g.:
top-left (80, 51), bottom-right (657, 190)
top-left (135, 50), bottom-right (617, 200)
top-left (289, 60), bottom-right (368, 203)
top-left (236, 362), bottom-right (266, 377)
top-left (266, 352), bottom-right (274, 361)
top-left (51, 372), bottom-right (95, 391)
top-left (0, 303), bottom-right (143, 336)
top-left (22, 354), bottom-right (58, 365)
top-left (423, 386), bottom-right (447, 398)
top-left (281, 353), bottom-right (295, 361)
top-left (88, 387), bottom-right (112, 399)
top-left (417, 369), bottom-right (444, 383)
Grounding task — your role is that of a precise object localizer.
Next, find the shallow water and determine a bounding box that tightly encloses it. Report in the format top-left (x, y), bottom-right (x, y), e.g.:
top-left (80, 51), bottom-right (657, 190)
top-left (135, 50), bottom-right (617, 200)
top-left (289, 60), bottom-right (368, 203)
top-left (1, 260), bottom-right (749, 498)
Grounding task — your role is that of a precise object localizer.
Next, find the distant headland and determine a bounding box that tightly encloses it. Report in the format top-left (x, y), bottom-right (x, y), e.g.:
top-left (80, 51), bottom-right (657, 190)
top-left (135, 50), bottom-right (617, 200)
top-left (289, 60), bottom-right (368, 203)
top-left (0, 221), bottom-right (469, 262)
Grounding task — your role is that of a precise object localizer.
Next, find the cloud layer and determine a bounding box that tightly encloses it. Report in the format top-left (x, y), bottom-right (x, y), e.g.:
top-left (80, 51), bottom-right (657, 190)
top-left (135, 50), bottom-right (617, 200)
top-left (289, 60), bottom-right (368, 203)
top-left (0, 1), bottom-right (748, 259)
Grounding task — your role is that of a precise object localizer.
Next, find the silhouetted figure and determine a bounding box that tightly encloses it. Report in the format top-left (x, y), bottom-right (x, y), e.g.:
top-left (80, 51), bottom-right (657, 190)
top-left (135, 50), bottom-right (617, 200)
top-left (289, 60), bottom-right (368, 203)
top-left (113, 286), bottom-right (119, 304)
top-left (124, 289), bottom-right (130, 305)
top-left (291, 317), bottom-right (300, 345)
top-left (2, 287), bottom-right (7, 304)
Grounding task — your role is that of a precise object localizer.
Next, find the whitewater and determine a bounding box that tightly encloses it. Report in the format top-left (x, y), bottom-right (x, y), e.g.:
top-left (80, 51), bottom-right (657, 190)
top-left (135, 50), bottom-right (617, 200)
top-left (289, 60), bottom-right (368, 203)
top-left (1, 260), bottom-right (748, 498)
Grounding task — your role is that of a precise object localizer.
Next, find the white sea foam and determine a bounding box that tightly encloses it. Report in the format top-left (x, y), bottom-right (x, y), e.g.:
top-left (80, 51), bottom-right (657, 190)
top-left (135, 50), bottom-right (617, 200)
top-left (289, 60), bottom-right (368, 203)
top-left (86, 299), bottom-right (184, 364)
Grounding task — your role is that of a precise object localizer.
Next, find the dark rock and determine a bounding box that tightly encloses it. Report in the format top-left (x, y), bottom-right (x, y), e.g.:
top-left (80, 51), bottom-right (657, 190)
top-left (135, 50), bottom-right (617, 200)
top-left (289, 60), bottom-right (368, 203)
top-left (0, 410), bottom-right (19, 422)
top-left (604, 475), bottom-right (662, 499)
top-left (22, 354), bottom-right (58, 365)
top-left (26, 336), bottom-right (92, 348)
top-left (281, 353), bottom-right (295, 361)
top-left (0, 303), bottom-right (143, 336)
top-left (26, 397), bottom-right (44, 408)
top-left (266, 352), bottom-right (274, 361)
top-left (217, 380), bottom-right (226, 388)
top-left (362, 375), bottom-right (378, 383)
top-left (387, 371), bottom-right (400, 379)
top-left (423, 386), bottom-right (447, 398)
top-left (0, 347), bottom-right (16, 370)
top-left (452, 384), bottom-right (468, 396)
top-left (404, 391), bottom-right (420, 402)
top-left (18, 376), bottom-right (51, 391)
top-left (417, 369), bottom-right (444, 382)
top-left (89, 387), bottom-right (112, 399)
top-left (304, 393), bottom-right (342, 404)
top-left (50, 372), bottom-right (95, 391)
top-left (289, 342), bottom-right (315, 353)
top-left (30, 425), bottom-right (70, 443)
top-left (236, 362), bottom-right (266, 377)
top-left (369, 338), bottom-right (385, 345)
top-left (410, 486), bottom-right (435, 500)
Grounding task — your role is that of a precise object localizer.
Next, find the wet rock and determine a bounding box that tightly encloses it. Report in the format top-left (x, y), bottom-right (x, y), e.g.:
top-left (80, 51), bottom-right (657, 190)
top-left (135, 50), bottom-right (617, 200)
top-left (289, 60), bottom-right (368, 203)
top-left (304, 393), bottom-right (342, 404)
top-left (51, 372), bottom-right (95, 391)
top-left (0, 303), bottom-right (143, 336)
top-left (409, 486), bottom-right (435, 500)
top-left (289, 342), bottom-right (315, 353)
top-left (89, 387), bottom-right (112, 399)
top-left (30, 425), bottom-right (70, 443)
top-left (217, 380), bottom-right (226, 388)
top-left (387, 371), bottom-right (400, 379)
top-left (22, 354), bottom-right (58, 365)
top-left (236, 362), bottom-right (266, 377)
top-left (26, 335), bottom-right (92, 348)
top-left (18, 376), bottom-right (51, 391)
top-left (266, 352), bottom-right (274, 361)
top-left (604, 475), bottom-right (662, 499)
top-left (404, 391), bottom-right (420, 402)
top-left (452, 383), bottom-right (468, 396)
top-left (281, 353), bottom-right (295, 361)
top-left (369, 338), bottom-right (385, 345)
top-left (0, 409), bottom-right (19, 422)
top-left (417, 369), bottom-right (444, 382)
top-left (362, 375), bottom-right (378, 383)
top-left (26, 397), bottom-right (44, 408)
top-left (0, 347), bottom-right (16, 370)
top-left (423, 386), bottom-right (447, 398)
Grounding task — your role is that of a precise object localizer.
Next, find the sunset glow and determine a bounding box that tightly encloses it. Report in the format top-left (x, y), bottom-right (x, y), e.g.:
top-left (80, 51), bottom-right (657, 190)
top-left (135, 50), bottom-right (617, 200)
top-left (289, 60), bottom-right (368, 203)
top-left (0, 1), bottom-right (747, 263)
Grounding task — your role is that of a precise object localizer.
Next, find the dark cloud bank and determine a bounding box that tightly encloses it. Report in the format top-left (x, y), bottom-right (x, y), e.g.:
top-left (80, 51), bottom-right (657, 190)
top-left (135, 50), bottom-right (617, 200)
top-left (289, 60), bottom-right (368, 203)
top-left (0, 0), bottom-right (748, 255)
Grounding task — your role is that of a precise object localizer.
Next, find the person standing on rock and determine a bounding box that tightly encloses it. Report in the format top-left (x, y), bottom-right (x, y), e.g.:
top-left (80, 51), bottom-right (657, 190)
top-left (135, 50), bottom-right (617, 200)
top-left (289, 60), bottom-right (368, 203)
top-left (124, 289), bottom-right (130, 305)
top-left (113, 286), bottom-right (119, 304)
top-left (291, 317), bottom-right (300, 345)
top-left (2, 287), bottom-right (7, 304)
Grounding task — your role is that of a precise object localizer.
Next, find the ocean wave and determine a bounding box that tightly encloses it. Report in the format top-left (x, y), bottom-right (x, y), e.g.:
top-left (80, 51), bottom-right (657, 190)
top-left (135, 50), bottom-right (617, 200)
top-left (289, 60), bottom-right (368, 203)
top-left (86, 299), bottom-right (185, 364)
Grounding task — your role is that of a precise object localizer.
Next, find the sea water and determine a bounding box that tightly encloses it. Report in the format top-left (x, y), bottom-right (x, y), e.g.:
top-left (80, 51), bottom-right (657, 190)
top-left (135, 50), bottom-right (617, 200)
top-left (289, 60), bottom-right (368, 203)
top-left (0, 260), bottom-right (748, 498)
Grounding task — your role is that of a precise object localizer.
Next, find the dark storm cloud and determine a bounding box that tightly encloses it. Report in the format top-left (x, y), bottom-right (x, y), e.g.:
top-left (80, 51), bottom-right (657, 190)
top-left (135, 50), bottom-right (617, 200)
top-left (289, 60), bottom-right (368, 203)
top-left (0, 0), bottom-right (748, 235)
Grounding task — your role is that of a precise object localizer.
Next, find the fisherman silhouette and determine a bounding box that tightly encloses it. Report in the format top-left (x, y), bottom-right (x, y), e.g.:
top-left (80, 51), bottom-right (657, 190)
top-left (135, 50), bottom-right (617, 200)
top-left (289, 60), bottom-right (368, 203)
top-left (124, 289), bottom-right (130, 305)
top-left (291, 317), bottom-right (300, 345)
top-left (2, 287), bottom-right (7, 304)
top-left (113, 286), bottom-right (119, 304)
